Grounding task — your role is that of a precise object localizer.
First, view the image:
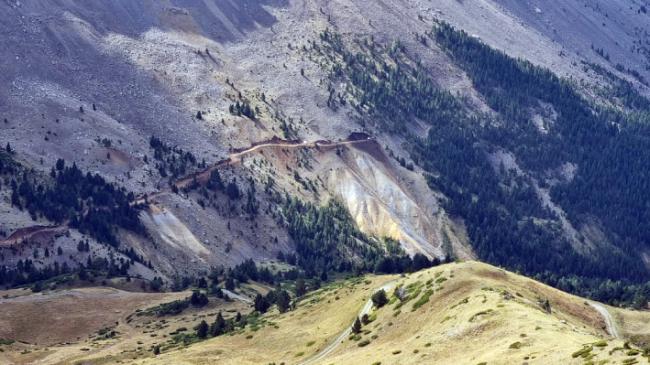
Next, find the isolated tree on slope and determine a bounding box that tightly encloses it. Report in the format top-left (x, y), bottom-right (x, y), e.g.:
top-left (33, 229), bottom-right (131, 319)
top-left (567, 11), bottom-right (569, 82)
top-left (352, 317), bottom-right (362, 334)
top-left (372, 289), bottom-right (388, 308)
top-left (196, 320), bottom-right (209, 339)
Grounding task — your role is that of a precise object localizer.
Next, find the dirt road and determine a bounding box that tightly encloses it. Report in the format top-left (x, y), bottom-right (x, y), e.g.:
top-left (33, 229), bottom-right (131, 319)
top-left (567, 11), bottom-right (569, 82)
top-left (299, 280), bottom-right (395, 365)
top-left (589, 302), bottom-right (620, 338)
top-left (3, 134), bottom-right (374, 246)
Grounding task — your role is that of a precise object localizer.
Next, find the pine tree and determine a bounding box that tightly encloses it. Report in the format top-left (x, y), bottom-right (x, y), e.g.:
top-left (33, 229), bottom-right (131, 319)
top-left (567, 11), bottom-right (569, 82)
top-left (371, 289), bottom-right (388, 308)
top-left (210, 312), bottom-right (227, 337)
top-left (55, 158), bottom-right (65, 171)
top-left (225, 277), bottom-right (235, 291)
top-left (275, 289), bottom-right (291, 313)
top-left (352, 316), bottom-right (362, 334)
top-left (254, 294), bottom-right (271, 313)
top-left (196, 320), bottom-right (209, 338)
top-left (295, 278), bottom-right (307, 297)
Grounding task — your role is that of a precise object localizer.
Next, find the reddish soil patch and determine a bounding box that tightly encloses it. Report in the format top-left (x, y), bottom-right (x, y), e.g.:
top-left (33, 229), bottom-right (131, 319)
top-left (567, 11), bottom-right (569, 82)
top-left (106, 147), bottom-right (134, 167)
top-left (0, 288), bottom-right (182, 346)
top-left (0, 225), bottom-right (67, 247)
top-left (348, 139), bottom-right (391, 166)
top-left (230, 136), bottom-right (301, 154)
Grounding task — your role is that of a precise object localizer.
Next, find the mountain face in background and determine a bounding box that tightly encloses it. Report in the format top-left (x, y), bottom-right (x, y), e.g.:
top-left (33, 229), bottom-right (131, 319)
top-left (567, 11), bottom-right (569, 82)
top-left (1, 1), bottom-right (650, 362)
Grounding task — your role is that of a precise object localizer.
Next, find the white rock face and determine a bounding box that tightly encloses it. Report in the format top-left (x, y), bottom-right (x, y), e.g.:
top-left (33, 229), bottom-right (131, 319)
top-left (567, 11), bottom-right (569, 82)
top-left (146, 206), bottom-right (210, 259)
top-left (328, 147), bottom-right (446, 259)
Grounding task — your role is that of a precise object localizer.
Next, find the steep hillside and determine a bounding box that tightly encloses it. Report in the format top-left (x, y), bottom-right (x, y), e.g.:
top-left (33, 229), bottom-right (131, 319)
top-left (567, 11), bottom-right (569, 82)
top-left (137, 262), bottom-right (650, 364)
top-left (1, 0), bottom-right (650, 324)
top-left (4, 261), bottom-right (645, 365)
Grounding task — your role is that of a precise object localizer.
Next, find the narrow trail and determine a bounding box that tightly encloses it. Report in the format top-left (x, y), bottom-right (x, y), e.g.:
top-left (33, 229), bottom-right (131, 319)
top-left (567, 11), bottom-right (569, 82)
top-left (589, 302), bottom-right (620, 339)
top-left (299, 280), bottom-right (395, 365)
top-left (135, 134), bottom-right (373, 205)
top-left (2, 134), bottom-right (374, 245)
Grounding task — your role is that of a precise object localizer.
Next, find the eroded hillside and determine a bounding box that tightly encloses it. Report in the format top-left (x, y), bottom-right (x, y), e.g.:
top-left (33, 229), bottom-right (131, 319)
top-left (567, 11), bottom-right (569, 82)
top-left (1, 0), bottom-right (650, 318)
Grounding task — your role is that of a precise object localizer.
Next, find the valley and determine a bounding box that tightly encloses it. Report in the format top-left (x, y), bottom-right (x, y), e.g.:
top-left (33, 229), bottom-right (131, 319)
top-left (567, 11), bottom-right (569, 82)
top-left (1, 261), bottom-right (649, 364)
top-left (1, 0), bottom-right (650, 363)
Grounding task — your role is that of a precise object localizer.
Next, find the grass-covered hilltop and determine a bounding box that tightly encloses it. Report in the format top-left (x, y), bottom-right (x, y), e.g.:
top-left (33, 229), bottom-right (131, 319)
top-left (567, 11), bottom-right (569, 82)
top-left (2, 1), bottom-right (650, 364)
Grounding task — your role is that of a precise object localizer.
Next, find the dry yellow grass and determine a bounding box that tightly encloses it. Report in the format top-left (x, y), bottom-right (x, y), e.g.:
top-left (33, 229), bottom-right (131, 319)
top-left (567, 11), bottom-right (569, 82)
top-left (323, 262), bottom-right (618, 365)
top-left (133, 275), bottom-right (396, 365)
top-left (0, 286), bottom-right (245, 365)
top-left (3, 262), bottom-right (650, 365)
top-left (134, 262), bottom-right (650, 365)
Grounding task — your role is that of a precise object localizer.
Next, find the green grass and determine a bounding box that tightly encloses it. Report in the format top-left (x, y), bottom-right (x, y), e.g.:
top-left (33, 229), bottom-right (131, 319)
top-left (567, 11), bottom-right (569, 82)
top-left (411, 289), bottom-right (434, 311)
top-left (358, 339), bottom-right (371, 347)
top-left (469, 309), bottom-right (494, 322)
top-left (592, 340), bottom-right (607, 347)
top-left (450, 297), bottom-right (469, 309)
top-left (572, 345), bottom-right (593, 358)
top-left (0, 339), bottom-right (14, 346)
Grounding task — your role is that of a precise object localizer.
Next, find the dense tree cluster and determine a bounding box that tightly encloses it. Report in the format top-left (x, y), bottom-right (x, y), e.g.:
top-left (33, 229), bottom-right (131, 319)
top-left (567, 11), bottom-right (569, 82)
top-left (6, 157), bottom-right (144, 247)
top-left (0, 259), bottom-right (71, 287)
top-left (149, 136), bottom-right (203, 179)
top-left (229, 100), bottom-right (256, 120)
top-left (281, 197), bottom-right (439, 276)
top-left (434, 22), bottom-right (650, 282)
top-left (144, 291), bottom-right (210, 317)
top-left (253, 287), bottom-right (292, 314)
top-left (193, 310), bottom-right (247, 341)
top-left (0, 254), bottom-right (132, 289)
top-left (316, 24), bottom-right (650, 306)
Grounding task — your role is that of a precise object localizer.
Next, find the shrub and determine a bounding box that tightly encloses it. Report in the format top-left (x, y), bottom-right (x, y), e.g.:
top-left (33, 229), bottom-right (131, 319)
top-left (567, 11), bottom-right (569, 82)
top-left (358, 339), bottom-right (371, 347)
top-left (411, 289), bottom-right (434, 311)
top-left (593, 340), bottom-right (607, 347)
top-left (372, 289), bottom-right (389, 308)
top-left (572, 346), bottom-right (593, 358)
top-left (469, 309), bottom-right (494, 322)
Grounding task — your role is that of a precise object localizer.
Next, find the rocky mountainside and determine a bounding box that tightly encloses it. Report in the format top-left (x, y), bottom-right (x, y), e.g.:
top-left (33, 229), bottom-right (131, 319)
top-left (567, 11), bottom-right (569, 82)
top-left (3, 1), bottom-right (650, 364)
top-left (1, 0), bottom-right (650, 308)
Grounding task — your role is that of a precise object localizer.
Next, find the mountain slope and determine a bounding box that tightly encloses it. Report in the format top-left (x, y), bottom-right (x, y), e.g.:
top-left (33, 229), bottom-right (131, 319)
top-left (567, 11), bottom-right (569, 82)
top-left (1, 0), bottom-right (650, 315)
top-left (106, 261), bottom-right (649, 365)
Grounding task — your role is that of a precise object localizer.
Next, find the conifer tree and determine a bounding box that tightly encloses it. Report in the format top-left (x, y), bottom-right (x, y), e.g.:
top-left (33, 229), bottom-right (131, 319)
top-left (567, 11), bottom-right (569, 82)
top-left (196, 320), bottom-right (209, 338)
top-left (352, 316), bottom-right (362, 334)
